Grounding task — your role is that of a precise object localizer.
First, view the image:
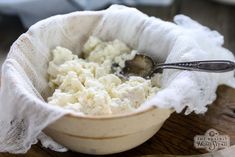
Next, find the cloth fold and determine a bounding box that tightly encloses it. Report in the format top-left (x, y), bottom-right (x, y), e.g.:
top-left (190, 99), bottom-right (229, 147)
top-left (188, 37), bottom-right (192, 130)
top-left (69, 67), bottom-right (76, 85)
top-left (0, 5), bottom-right (234, 153)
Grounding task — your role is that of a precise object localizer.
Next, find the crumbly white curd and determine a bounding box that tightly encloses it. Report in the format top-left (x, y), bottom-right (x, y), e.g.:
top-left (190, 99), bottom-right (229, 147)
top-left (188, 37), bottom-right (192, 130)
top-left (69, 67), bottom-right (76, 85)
top-left (47, 36), bottom-right (161, 116)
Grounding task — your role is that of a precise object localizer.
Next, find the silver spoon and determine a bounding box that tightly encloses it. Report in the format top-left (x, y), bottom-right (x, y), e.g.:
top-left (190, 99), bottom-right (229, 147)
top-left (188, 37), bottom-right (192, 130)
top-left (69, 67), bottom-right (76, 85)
top-left (121, 54), bottom-right (235, 78)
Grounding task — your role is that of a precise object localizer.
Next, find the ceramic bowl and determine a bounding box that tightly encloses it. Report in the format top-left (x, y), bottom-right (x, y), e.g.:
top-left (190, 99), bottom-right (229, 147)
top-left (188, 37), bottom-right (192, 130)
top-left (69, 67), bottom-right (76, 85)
top-left (44, 106), bottom-right (173, 155)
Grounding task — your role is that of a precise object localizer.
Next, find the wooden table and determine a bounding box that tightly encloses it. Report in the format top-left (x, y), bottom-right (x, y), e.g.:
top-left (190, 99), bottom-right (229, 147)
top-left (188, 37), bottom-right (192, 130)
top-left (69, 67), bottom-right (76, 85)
top-left (0, 0), bottom-right (235, 156)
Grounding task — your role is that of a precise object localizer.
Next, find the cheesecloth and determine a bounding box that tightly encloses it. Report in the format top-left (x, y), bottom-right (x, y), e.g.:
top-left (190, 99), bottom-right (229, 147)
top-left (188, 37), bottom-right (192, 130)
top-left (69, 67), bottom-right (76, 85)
top-left (0, 5), bottom-right (234, 154)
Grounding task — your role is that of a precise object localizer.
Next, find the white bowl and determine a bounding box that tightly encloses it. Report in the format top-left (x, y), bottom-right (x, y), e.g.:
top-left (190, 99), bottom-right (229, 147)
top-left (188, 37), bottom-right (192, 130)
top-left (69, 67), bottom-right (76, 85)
top-left (45, 106), bottom-right (173, 155)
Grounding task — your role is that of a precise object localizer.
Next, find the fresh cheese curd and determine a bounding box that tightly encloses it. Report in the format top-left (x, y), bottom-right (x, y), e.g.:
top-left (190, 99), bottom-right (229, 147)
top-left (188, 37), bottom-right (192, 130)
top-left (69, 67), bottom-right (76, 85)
top-left (47, 36), bottom-right (161, 115)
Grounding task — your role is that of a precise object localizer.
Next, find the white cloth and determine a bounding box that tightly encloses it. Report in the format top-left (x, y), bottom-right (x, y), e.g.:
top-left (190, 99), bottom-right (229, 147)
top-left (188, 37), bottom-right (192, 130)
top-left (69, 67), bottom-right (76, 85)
top-left (0, 5), bottom-right (234, 154)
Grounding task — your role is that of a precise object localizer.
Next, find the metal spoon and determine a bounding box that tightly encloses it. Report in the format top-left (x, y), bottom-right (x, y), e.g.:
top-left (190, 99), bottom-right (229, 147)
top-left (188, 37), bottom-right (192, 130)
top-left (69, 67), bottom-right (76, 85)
top-left (121, 54), bottom-right (235, 78)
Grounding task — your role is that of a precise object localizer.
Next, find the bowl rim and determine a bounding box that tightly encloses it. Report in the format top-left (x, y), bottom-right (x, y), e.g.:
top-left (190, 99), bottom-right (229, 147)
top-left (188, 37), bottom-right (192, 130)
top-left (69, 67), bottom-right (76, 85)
top-left (65, 105), bottom-right (174, 120)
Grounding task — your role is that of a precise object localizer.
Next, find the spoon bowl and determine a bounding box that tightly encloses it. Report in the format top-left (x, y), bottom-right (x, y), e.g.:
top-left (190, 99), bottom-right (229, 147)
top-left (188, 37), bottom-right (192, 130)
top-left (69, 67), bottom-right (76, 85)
top-left (121, 54), bottom-right (235, 78)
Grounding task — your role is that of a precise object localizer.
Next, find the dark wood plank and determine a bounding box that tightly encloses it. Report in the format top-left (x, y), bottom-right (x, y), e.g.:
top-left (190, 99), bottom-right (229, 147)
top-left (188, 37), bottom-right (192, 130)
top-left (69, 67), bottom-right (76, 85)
top-left (0, 14), bottom-right (25, 69)
top-left (0, 14), bottom-right (25, 51)
top-left (179, 0), bottom-right (235, 54)
top-left (136, 1), bottom-right (180, 21)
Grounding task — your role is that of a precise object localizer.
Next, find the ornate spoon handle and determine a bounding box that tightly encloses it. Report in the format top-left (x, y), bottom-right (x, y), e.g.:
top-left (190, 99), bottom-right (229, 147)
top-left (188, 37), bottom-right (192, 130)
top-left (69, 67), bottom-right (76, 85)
top-left (154, 60), bottom-right (235, 73)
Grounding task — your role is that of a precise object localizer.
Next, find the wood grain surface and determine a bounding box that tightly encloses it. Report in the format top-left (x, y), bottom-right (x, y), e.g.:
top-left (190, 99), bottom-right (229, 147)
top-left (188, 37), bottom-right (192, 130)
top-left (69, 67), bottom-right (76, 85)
top-left (0, 0), bottom-right (235, 156)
